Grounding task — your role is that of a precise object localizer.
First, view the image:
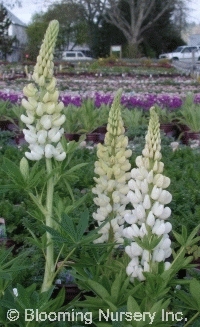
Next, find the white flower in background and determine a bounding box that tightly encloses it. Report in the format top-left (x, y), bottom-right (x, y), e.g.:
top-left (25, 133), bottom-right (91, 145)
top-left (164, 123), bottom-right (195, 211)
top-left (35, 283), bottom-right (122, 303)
top-left (21, 20), bottom-right (66, 161)
top-left (92, 89), bottom-right (132, 244)
top-left (123, 107), bottom-right (172, 282)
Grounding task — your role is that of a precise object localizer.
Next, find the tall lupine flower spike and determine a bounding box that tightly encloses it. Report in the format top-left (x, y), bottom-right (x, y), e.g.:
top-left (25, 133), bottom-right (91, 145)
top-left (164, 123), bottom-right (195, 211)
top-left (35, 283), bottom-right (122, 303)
top-left (123, 107), bottom-right (172, 282)
top-left (21, 20), bottom-right (66, 161)
top-left (92, 89), bottom-right (132, 244)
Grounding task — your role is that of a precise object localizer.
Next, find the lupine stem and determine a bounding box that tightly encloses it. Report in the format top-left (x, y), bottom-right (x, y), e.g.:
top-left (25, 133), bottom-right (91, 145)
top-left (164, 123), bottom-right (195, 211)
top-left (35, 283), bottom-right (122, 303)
top-left (41, 158), bottom-right (55, 292)
top-left (184, 312), bottom-right (200, 327)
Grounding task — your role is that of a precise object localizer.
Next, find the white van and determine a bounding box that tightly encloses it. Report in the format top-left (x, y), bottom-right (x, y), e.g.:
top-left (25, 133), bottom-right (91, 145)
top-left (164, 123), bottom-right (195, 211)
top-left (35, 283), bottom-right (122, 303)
top-left (159, 46), bottom-right (200, 61)
top-left (62, 51), bottom-right (93, 61)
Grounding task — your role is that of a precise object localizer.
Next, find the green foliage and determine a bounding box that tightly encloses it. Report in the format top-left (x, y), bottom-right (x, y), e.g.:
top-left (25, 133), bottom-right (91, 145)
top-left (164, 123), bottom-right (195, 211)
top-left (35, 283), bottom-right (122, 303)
top-left (0, 247), bottom-right (29, 299)
top-left (77, 99), bottom-right (100, 133)
top-left (163, 146), bottom-right (200, 233)
top-left (63, 105), bottom-right (81, 133)
top-left (122, 108), bottom-right (147, 139)
top-left (0, 101), bottom-right (12, 119)
top-left (178, 94), bottom-right (200, 132)
top-left (0, 283), bottom-right (65, 327)
top-left (154, 106), bottom-right (176, 124)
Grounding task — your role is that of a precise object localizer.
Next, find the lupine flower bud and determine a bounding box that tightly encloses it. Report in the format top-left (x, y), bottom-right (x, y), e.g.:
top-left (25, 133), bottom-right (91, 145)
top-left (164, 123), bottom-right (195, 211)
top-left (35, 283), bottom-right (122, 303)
top-left (21, 20), bottom-right (66, 162)
top-left (124, 108), bottom-right (172, 282)
top-left (20, 157), bottom-right (29, 180)
top-left (92, 89), bottom-right (132, 244)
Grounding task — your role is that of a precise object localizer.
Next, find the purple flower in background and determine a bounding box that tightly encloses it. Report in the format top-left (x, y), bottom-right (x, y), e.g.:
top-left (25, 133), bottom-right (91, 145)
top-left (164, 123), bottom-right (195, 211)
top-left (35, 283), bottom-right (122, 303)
top-left (60, 95), bottom-right (82, 107)
top-left (0, 90), bottom-right (187, 111)
top-left (0, 91), bottom-right (22, 104)
top-left (94, 92), bottom-right (113, 107)
top-left (194, 94), bottom-right (200, 104)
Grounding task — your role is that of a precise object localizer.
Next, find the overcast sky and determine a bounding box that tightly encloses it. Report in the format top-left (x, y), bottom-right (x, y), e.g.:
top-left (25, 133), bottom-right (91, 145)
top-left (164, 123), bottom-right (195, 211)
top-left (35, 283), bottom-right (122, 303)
top-left (10, 0), bottom-right (200, 25)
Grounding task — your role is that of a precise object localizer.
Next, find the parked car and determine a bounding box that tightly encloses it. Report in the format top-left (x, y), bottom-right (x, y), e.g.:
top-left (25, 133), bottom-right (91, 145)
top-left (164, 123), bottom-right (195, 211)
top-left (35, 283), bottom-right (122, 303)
top-left (62, 51), bottom-right (93, 61)
top-left (159, 46), bottom-right (200, 61)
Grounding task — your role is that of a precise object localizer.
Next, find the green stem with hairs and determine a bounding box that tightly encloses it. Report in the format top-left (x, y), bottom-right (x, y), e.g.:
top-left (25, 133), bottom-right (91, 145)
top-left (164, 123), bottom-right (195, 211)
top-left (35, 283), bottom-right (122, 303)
top-left (184, 311), bottom-right (200, 327)
top-left (41, 158), bottom-right (55, 292)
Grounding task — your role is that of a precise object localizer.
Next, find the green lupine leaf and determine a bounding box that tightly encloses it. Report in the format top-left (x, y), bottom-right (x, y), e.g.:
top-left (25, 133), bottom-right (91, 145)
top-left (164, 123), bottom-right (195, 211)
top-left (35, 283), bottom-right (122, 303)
top-left (2, 158), bottom-right (26, 188)
top-left (111, 272), bottom-right (122, 304)
top-left (87, 279), bottom-right (110, 299)
top-left (76, 209), bottom-right (89, 240)
top-left (134, 235), bottom-right (162, 251)
top-left (127, 296), bottom-right (141, 314)
top-left (63, 180), bottom-right (75, 201)
top-left (62, 163), bottom-right (88, 175)
top-left (186, 224), bottom-right (200, 245)
top-left (103, 299), bottom-right (117, 311)
top-left (175, 290), bottom-right (199, 310)
top-left (172, 231), bottom-right (184, 245)
top-left (182, 225), bottom-right (188, 242)
top-left (190, 279), bottom-right (200, 309)
top-left (0, 184), bottom-right (19, 193)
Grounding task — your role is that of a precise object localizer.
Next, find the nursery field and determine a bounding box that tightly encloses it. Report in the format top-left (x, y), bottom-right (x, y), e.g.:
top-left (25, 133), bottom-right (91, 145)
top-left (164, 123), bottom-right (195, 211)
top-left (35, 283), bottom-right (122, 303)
top-left (1, 39), bottom-right (200, 326)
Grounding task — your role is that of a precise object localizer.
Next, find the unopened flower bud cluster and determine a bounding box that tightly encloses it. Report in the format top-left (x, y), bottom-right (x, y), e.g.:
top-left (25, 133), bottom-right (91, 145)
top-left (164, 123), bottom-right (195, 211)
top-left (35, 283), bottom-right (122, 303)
top-left (21, 20), bottom-right (66, 161)
top-left (123, 108), bottom-right (172, 281)
top-left (92, 89), bottom-right (132, 244)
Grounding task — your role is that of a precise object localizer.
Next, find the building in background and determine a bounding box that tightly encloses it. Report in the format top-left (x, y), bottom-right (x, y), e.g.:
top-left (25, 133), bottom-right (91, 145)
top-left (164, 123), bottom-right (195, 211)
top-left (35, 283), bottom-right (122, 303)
top-left (5, 9), bottom-right (27, 62)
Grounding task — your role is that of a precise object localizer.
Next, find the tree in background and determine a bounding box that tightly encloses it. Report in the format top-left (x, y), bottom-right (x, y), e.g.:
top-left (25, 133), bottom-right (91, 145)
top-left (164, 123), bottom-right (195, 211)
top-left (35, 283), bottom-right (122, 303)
top-left (94, 0), bottom-right (185, 58)
top-left (58, 0), bottom-right (189, 57)
top-left (43, 1), bottom-right (89, 50)
top-left (0, 4), bottom-right (16, 60)
top-left (26, 1), bottom-right (89, 61)
top-left (26, 0), bottom-right (190, 59)
top-left (26, 14), bottom-right (48, 61)
top-left (103, 0), bottom-right (190, 57)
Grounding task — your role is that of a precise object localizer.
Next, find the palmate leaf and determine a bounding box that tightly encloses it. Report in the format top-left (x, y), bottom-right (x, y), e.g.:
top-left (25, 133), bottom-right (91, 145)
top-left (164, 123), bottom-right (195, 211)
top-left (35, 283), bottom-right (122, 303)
top-left (44, 210), bottom-right (109, 249)
top-left (2, 157), bottom-right (26, 188)
top-left (175, 290), bottom-right (199, 310)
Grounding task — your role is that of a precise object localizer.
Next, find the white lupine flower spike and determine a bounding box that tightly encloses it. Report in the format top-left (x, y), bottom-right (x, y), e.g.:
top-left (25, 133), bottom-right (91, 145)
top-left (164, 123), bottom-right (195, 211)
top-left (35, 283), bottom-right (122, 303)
top-left (21, 20), bottom-right (66, 161)
top-left (92, 89), bottom-right (132, 245)
top-left (123, 107), bottom-right (172, 282)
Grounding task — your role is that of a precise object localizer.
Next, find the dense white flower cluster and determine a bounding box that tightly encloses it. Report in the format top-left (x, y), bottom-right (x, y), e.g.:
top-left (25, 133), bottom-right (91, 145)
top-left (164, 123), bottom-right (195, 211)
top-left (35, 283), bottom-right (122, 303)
top-left (123, 108), bottom-right (172, 281)
top-left (92, 89), bottom-right (132, 244)
top-left (21, 20), bottom-right (66, 161)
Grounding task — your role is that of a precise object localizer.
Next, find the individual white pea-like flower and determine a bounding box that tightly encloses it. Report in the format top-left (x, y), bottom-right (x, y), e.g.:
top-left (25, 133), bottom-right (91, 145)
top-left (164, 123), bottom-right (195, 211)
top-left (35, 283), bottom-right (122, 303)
top-left (146, 211), bottom-right (155, 227)
top-left (37, 130), bottom-right (48, 144)
top-left (124, 211), bottom-right (137, 224)
top-left (158, 190), bottom-right (172, 204)
top-left (135, 205), bottom-right (146, 221)
top-left (151, 185), bottom-right (162, 200)
top-left (45, 144), bottom-right (55, 158)
top-left (152, 201), bottom-right (164, 217)
top-left (92, 89), bottom-right (132, 244)
top-left (21, 20), bottom-right (66, 162)
top-left (143, 194), bottom-right (151, 209)
top-left (124, 107), bottom-right (172, 281)
top-left (152, 221), bottom-right (166, 236)
top-left (153, 249), bottom-right (165, 262)
top-left (158, 207), bottom-right (171, 220)
top-left (25, 144), bottom-right (44, 161)
top-left (130, 242), bottom-right (144, 257)
top-left (23, 129), bottom-right (37, 144)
